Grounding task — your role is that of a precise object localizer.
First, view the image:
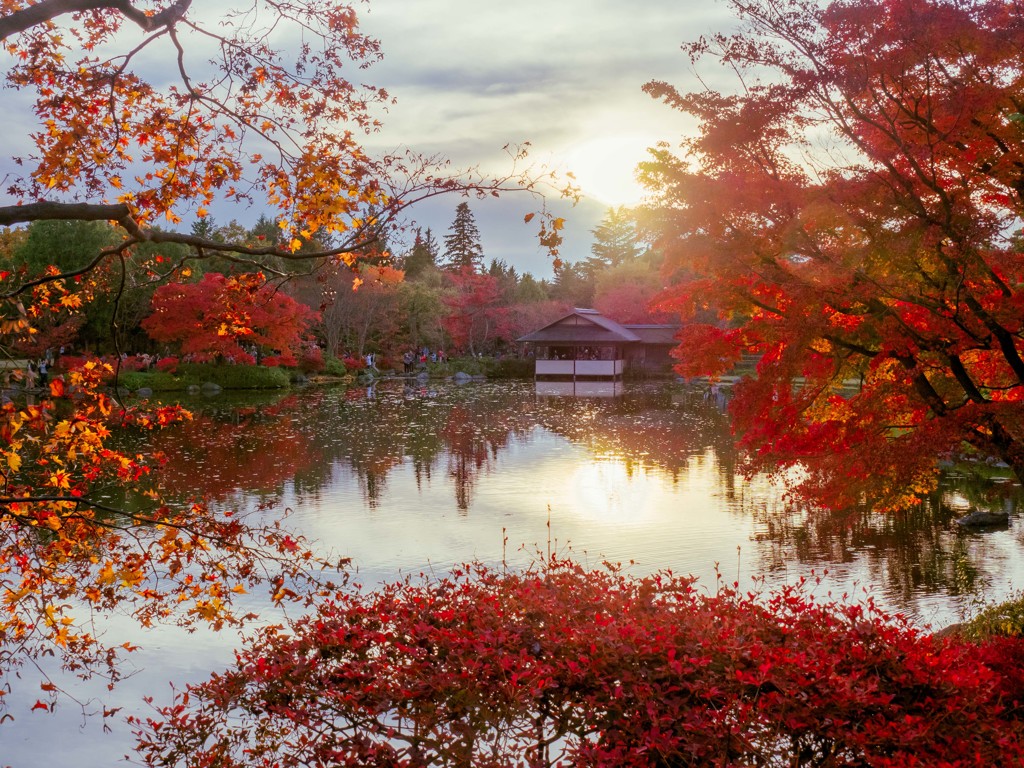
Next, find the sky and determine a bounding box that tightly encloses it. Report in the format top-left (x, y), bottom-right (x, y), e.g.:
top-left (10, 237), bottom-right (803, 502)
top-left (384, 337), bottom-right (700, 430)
top-left (352, 0), bottom-right (737, 279)
top-left (0, 1), bottom-right (741, 279)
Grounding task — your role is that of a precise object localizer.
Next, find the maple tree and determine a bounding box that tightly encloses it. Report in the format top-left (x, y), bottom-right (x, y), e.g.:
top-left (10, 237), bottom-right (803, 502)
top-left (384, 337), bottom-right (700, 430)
top-left (642, 0), bottom-right (1024, 508)
top-left (132, 559), bottom-right (1024, 767)
top-left (441, 267), bottom-right (512, 356)
top-left (310, 263), bottom-right (405, 357)
top-left (142, 271), bottom-right (317, 365)
top-left (593, 261), bottom-right (671, 325)
top-left (0, 0), bottom-right (560, 724)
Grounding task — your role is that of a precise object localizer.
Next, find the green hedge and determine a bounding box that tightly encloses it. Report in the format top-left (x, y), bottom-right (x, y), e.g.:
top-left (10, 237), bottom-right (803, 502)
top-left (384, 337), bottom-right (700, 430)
top-left (179, 363), bottom-right (290, 389)
top-left (117, 364), bottom-right (290, 392)
top-left (423, 356), bottom-right (532, 379)
top-left (117, 371), bottom-right (182, 392)
top-left (485, 358), bottom-right (534, 379)
top-left (322, 356), bottom-right (348, 377)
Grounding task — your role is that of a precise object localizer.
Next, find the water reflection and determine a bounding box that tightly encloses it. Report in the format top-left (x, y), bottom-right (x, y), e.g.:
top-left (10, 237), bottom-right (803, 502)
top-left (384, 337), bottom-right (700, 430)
top-left (134, 380), bottom-right (1024, 626)
top-left (17, 381), bottom-right (1024, 768)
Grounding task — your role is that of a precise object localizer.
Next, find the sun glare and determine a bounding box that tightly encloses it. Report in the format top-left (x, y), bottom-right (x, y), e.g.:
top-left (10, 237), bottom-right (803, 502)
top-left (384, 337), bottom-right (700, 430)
top-left (563, 135), bottom-right (655, 207)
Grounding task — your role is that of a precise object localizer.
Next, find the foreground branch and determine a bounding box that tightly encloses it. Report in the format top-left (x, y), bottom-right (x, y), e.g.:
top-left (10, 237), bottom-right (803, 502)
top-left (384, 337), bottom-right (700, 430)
top-left (0, 0), bottom-right (191, 41)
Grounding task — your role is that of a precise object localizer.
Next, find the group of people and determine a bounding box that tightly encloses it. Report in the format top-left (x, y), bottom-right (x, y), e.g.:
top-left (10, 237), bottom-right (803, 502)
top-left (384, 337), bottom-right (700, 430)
top-left (401, 347), bottom-right (446, 374)
top-left (25, 359), bottom-right (48, 388)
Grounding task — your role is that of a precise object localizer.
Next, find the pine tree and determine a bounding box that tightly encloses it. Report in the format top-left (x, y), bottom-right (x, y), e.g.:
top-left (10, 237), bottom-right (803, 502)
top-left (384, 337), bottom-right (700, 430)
top-left (403, 227), bottom-right (440, 279)
top-left (487, 257), bottom-right (519, 301)
top-left (585, 206), bottom-right (641, 279)
top-left (442, 202), bottom-right (485, 271)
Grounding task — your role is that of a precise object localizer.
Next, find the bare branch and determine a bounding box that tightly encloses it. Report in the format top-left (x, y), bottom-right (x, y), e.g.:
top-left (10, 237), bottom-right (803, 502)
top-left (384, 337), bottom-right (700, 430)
top-left (0, 0), bottom-right (191, 41)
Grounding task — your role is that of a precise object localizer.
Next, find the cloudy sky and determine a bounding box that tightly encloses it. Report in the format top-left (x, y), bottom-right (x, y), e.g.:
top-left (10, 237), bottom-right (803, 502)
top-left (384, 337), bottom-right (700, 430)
top-left (354, 0), bottom-right (737, 278)
top-left (0, 1), bottom-right (741, 279)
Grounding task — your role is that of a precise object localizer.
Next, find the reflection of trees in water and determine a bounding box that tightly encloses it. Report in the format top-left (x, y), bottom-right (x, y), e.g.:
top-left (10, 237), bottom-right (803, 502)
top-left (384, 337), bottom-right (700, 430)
top-left (439, 392), bottom-right (542, 512)
top-left (534, 387), bottom-right (738, 490)
top-left (147, 383), bottom-right (544, 510)
top-left (137, 383), bottom-right (1024, 619)
top-left (748, 473), bottom-right (1024, 608)
top-left (149, 393), bottom-right (321, 502)
top-left (144, 382), bottom-right (745, 512)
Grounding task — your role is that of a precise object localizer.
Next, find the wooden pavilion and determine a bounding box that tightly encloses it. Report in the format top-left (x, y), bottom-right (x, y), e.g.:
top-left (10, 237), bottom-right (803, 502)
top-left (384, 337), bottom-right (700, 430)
top-left (517, 308), bottom-right (678, 380)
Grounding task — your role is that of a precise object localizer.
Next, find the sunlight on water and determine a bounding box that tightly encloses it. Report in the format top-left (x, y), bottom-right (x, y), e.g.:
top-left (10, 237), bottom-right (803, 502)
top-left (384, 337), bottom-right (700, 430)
top-left (8, 380), bottom-right (1024, 768)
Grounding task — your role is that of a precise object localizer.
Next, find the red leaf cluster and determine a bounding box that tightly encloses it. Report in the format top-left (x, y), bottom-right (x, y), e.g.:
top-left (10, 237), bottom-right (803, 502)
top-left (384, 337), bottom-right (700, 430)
top-left (642, 0), bottom-right (1024, 508)
top-left (133, 561), bottom-right (1024, 767)
top-left (142, 272), bottom-right (318, 365)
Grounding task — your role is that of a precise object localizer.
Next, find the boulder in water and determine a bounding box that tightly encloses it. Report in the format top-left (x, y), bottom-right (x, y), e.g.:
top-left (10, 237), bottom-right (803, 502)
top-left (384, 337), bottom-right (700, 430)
top-left (955, 509), bottom-right (1010, 528)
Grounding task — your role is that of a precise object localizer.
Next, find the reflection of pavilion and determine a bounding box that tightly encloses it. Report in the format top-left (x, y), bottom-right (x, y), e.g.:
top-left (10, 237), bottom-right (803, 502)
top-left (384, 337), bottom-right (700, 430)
top-left (535, 380), bottom-right (624, 398)
top-left (517, 308), bottom-right (678, 382)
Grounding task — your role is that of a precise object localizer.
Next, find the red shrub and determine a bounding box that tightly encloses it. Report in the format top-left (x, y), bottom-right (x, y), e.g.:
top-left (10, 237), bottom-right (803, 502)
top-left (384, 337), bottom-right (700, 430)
top-left (154, 356), bottom-right (179, 374)
top-left (298, 345), bottom-right (324, 373)
top-left (132, 561), bottom-right (1024, 767)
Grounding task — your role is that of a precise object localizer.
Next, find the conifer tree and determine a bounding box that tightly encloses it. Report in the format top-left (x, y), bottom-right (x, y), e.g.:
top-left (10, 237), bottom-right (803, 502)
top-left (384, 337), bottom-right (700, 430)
top-left (403, 227), bottom-right (440, 279)
top-left (585, 206), bottom-right (641, 279)
top-left (442, 202), bottom-right (485, 272)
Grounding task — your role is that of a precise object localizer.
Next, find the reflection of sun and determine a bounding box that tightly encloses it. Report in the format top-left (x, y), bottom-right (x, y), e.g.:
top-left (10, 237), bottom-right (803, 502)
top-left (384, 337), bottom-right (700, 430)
top-left (563, 135), bottom-right (655, 207)
top-left (571, 458), bottom-right (654, 526)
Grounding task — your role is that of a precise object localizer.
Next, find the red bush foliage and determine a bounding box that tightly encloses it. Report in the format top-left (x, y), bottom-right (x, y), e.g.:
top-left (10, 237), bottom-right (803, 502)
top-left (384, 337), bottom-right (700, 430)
top-left (298, 345), bottom-right (324, 373)
top-left (132, 560), bottom-right (1024, 767)
top-left (154, 356), bottom-right (179, 374)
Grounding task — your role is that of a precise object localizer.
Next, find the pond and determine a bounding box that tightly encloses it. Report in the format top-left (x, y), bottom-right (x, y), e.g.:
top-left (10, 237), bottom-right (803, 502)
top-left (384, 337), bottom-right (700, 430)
top-left (7, 379), bottom-right (1024, 767)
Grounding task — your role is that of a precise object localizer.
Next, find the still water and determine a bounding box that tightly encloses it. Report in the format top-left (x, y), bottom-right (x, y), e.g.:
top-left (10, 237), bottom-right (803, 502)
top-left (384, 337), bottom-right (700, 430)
top-left (7, 380), bottom-right (1024, 766)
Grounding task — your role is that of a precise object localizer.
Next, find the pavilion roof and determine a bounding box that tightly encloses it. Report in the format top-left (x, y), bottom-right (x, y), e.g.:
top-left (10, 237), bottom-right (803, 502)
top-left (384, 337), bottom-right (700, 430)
top-left (516, 308), bottom-right (642, 344)
top-left (623, 324), bottom-right (679, 345)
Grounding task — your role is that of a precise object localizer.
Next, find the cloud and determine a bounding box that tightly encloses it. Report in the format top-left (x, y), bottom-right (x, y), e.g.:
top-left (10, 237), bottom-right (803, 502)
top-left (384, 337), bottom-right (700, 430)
top-left (356, 0), bottom-right (738, 277)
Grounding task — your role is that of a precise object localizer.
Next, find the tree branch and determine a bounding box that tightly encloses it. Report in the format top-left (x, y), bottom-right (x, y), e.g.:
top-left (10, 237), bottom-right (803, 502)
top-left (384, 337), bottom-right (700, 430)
top-left (0, 0), bottom-right (192, 41)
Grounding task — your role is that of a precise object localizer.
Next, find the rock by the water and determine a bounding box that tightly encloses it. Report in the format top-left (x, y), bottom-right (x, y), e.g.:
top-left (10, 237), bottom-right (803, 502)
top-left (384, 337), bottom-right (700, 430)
top-left (186, 384), bottom-right (201, 395)
top-left (453, 371), bottom-right (472, 383)
top-left (956, 509), bottom-right (1010, 528)
top-left (135, 387), bottom-right (153, 398)
top-left (200, 381), bottom-right (223, 394)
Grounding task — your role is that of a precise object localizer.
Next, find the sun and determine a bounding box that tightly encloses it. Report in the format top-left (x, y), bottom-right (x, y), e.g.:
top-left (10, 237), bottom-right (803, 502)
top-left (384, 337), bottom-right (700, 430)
top-left (562, 134), bottom-right (657, 208)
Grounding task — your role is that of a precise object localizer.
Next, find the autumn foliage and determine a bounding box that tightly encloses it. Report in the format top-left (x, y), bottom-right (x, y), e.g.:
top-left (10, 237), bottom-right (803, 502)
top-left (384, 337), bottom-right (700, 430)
top-left (142, 272), bottom-right (317, 365)
top-left (643, 0), bottom-right (1024, 508)
top-left (133, 559), bottom-right (1024, 767)
top-left (442, 267), bottom-right (513, 356)
top-left (0, 358), bottom-right (332, 718)
top-left (0, 0), bottom-right (565, 743)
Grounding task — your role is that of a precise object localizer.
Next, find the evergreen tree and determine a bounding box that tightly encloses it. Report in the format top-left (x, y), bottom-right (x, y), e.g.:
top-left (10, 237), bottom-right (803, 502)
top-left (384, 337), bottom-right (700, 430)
top-left (488, 257), bottom-right (519, 301)
top-left (250, 214), bottom-right (282, 246)
top-left (550, 261), bottom-right (594, 307)
top-left (15, 219), bottom-right (120, 275)
top-left (442, 202), bottom-right (485, 272)
top-left (585, 206), bottom-right (642, 279)
top-left (191, 216), bottom-right (219, 241)
top-left (515, 273), bottom-right (549, 303)
top-left (403, 227), bottom-right (440, 279)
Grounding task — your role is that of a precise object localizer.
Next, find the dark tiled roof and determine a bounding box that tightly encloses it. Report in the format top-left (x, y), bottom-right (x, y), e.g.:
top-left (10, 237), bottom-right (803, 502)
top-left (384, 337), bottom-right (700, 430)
top-left (623, 325), bottom-right (679, 345)
top-left (516, 309), bottom-right (642, 343)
